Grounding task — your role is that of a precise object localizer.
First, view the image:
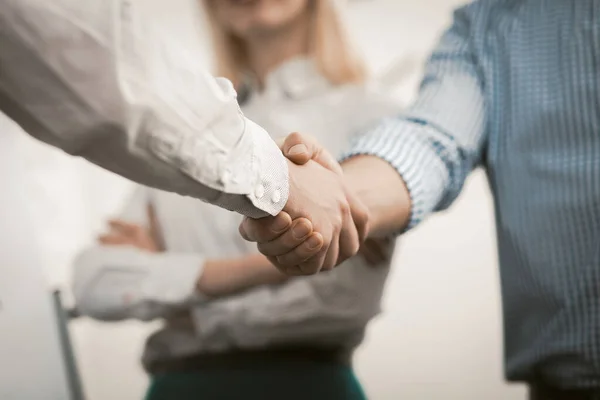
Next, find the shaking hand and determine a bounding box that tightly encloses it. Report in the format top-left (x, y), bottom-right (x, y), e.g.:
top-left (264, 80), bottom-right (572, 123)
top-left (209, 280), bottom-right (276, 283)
top-left (240, 133), bottom-right (370, 275)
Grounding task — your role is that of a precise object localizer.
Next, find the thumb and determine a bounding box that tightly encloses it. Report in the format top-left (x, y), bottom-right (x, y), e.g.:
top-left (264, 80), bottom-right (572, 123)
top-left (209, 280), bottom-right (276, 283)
top-left (281, 132), bottom-right (343, 175)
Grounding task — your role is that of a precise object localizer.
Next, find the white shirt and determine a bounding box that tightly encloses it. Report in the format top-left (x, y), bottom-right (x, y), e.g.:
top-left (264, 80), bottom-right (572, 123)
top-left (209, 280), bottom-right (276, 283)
top-left (72, 59), bottom-right (403, 369)
top-left (0, 0), bottom-right (287, 218)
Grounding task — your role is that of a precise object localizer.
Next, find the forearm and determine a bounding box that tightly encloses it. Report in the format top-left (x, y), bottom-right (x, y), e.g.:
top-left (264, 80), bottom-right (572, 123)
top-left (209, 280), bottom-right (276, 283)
top-left (193, 265), bottom-right (388, 348)
top-left (197, 254), bottom-right (287, 298)
top-left (342, 155), bottom-right (411, 237)
top-left (0, 0), bottom-right (288, 218)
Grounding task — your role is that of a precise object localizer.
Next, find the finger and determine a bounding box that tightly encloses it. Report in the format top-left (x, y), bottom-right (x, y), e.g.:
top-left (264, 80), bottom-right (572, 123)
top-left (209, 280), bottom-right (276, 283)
top-left (257, 218), bottom-right (313, 257)
top-left (296, 246), bottom-right (328, 275)
top-left (98, 233), bottom-right (121, 243)
top-left (267, 257), bottom-right (306, 276)
top-left (336, 205), bottom-right (361, 265)
top-left (282, 132), bottom-right (343, 175)
top-left (320, 235), bottom-right (340, 271)
top-left (280, 132), bottom-right (311, 165)
top-left (98, 234), bottom-right (131, 246)
top-left (108, 219), bottom-right (139, 236)
top-left (274, 233), bottom-right (325, 274)
top-left (239, 212), bottom-right (293, 243)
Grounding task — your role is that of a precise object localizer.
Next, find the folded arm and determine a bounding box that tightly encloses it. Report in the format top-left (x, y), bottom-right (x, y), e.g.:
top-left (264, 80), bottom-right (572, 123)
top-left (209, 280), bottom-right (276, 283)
top-left (72, 186), bottom-right (289, 321)
top-left (72, 246), bottom-right (290, 322)
top-left (72, 246), bottom-right (205, 321)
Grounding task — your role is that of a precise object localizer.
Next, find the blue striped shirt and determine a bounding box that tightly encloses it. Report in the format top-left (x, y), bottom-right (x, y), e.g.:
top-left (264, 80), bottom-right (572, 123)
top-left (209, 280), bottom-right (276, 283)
top-left (348, 0), bottom-right (600, 388)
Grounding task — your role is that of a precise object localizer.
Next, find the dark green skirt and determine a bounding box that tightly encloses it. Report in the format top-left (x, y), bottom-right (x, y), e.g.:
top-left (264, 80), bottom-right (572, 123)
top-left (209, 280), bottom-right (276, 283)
top-left (145, 359), bottom-right (367, 400)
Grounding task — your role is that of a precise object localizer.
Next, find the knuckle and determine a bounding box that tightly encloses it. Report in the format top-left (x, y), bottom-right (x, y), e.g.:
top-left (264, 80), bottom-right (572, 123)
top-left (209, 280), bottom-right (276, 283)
top-left (303, 243), bottom-right (322, 258)
top-left (322, 236), bottom-right (333, 250)
top-left (339, 199), bottom-right (350, 215)
top-left (355, 208), bottom-right (369, 227)
top-left (322, 263), bottom-right (335, 272)
top-left (332, 214), bottom-right (343, 229)
top-left (301, 263), bottom-right (319, 275)
top-left (238, 223), bottom-right (250, 240)
top-left (282, 231), bottom-right (298, 246)
top-left (351, 240), bottom-right (361, 255)
top-left (275, 255), bottom-right (291, 268)
top-left (282, 251), bottom-right (306, 266)
top-left (341, 241), bottom-right (360, 261)
top-left (257, 242), bottom-right (274, 256)
top-left (257, 229), bottom-right (277, 243)
top-left (323, 260), bottom-right (335, 271)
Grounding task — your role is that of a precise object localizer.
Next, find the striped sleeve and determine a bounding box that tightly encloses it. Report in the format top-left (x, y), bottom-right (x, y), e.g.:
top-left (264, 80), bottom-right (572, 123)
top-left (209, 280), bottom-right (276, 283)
top-left (343, 6), bottom-right (488, 230)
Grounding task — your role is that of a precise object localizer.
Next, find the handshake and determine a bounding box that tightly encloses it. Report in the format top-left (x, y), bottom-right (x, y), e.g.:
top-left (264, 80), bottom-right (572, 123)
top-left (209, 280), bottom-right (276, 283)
top-left (239, 133), bottom-right (372, 276)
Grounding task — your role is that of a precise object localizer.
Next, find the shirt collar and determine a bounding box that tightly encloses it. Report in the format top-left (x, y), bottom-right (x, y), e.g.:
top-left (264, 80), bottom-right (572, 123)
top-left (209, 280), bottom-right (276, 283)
top-left (240, 58), bottom-right (331, 103)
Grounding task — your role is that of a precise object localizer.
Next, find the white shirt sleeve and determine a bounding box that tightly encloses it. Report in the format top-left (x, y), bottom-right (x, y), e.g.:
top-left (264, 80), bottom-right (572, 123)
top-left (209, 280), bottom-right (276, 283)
top-left (72, 246), bottom-right (206, 322)
top-left (71, 187), bottom-right (207, 322)
top-left (0, 0), bottom-right (288, 218)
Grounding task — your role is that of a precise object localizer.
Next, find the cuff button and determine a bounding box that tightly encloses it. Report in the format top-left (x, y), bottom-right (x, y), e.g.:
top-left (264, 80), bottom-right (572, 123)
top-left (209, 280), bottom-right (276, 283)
top-left (254, 184), bottom-right (265, 199)
top-left (271, 189), bottom-right (281, 203)
top-left (221, 169), bottom-right (232, 185)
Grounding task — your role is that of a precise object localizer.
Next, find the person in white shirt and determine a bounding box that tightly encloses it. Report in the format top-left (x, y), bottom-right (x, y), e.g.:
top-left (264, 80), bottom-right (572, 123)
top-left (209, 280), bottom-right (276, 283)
top-left (72, 0), bottom-right (402, 399)
top-left (0, 0), bottom-right (369, 272)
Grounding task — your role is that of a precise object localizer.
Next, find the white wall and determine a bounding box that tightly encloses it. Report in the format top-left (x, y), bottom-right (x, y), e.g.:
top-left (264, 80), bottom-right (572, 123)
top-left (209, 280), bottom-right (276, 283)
top-left (4, 0), bottom-right (527, 399)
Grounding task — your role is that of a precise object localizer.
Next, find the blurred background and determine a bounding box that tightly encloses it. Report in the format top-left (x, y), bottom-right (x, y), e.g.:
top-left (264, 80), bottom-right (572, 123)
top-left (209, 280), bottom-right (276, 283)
top-left (0, 0), bottom-right (527, 399)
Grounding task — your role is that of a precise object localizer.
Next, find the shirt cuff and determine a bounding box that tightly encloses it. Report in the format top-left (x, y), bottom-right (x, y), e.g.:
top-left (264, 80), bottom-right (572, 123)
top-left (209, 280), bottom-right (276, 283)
top-left (341, 118), bottom-right (450, 230)
top-left (243, 119), bottom-right (289, 216)
top-left (147, 112), bottom-right (288, 218)
top-left (142, 253), bottom-right (206, 305)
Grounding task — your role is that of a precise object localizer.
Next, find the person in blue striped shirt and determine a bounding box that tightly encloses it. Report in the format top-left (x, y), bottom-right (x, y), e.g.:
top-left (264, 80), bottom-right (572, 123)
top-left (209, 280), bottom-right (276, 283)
top-left (242, 0), bottom-right (600, 398)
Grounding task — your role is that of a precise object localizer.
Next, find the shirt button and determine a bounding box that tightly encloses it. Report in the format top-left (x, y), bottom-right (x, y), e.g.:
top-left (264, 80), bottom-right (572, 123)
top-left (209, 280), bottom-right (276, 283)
top-left (254, 184), bottom-right (265, 199)
top-left (271, 189), bottom-right (281, 203)
top-left (221, 169), bottom-right (232, 184)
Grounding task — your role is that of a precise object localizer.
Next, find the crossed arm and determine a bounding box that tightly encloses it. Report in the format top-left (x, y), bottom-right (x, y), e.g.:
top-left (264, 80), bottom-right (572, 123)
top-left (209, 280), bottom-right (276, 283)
top-left (72, 195), bottom-right (390, 322)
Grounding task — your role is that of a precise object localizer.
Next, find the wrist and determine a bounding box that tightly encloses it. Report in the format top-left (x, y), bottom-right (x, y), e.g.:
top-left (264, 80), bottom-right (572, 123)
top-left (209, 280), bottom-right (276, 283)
top-left (342, 155), bottom-right (411, 237)
top-left (282, 159), bottom-right (305, 218)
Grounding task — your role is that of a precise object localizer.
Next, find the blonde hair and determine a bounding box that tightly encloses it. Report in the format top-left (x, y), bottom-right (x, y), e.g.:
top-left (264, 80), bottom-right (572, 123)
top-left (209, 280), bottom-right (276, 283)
top-left (202, 0), bottom-right (367, 87)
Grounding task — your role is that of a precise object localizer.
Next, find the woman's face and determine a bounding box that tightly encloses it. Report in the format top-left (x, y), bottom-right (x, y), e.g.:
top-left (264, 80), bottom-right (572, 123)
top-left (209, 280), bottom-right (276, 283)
top-left (210, 0), bottom-right (312, 38)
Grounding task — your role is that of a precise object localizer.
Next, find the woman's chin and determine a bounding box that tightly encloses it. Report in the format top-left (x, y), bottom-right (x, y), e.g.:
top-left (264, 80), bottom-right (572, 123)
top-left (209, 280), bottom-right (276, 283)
top-left (233, 20), bottom-right (288, 39)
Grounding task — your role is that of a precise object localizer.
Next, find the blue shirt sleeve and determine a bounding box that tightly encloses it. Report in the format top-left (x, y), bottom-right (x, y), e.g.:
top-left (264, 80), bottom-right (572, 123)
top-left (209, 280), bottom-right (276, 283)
top-left (344, 6), bottom-right (488, 230)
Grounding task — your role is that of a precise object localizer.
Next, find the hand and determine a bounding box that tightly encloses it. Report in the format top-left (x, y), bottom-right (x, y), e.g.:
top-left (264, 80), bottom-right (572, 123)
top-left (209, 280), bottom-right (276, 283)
top-left (240, 133), bottom-right (370, 275)
top-left (358, 237), bottom-right (394, 266)
top-left (98, 204), bottom-right (163, 253)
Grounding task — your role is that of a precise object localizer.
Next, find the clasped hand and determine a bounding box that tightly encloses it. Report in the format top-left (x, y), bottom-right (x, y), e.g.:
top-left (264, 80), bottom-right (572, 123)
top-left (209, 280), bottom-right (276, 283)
top-left (239, 133), bottom-right (372, 275)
